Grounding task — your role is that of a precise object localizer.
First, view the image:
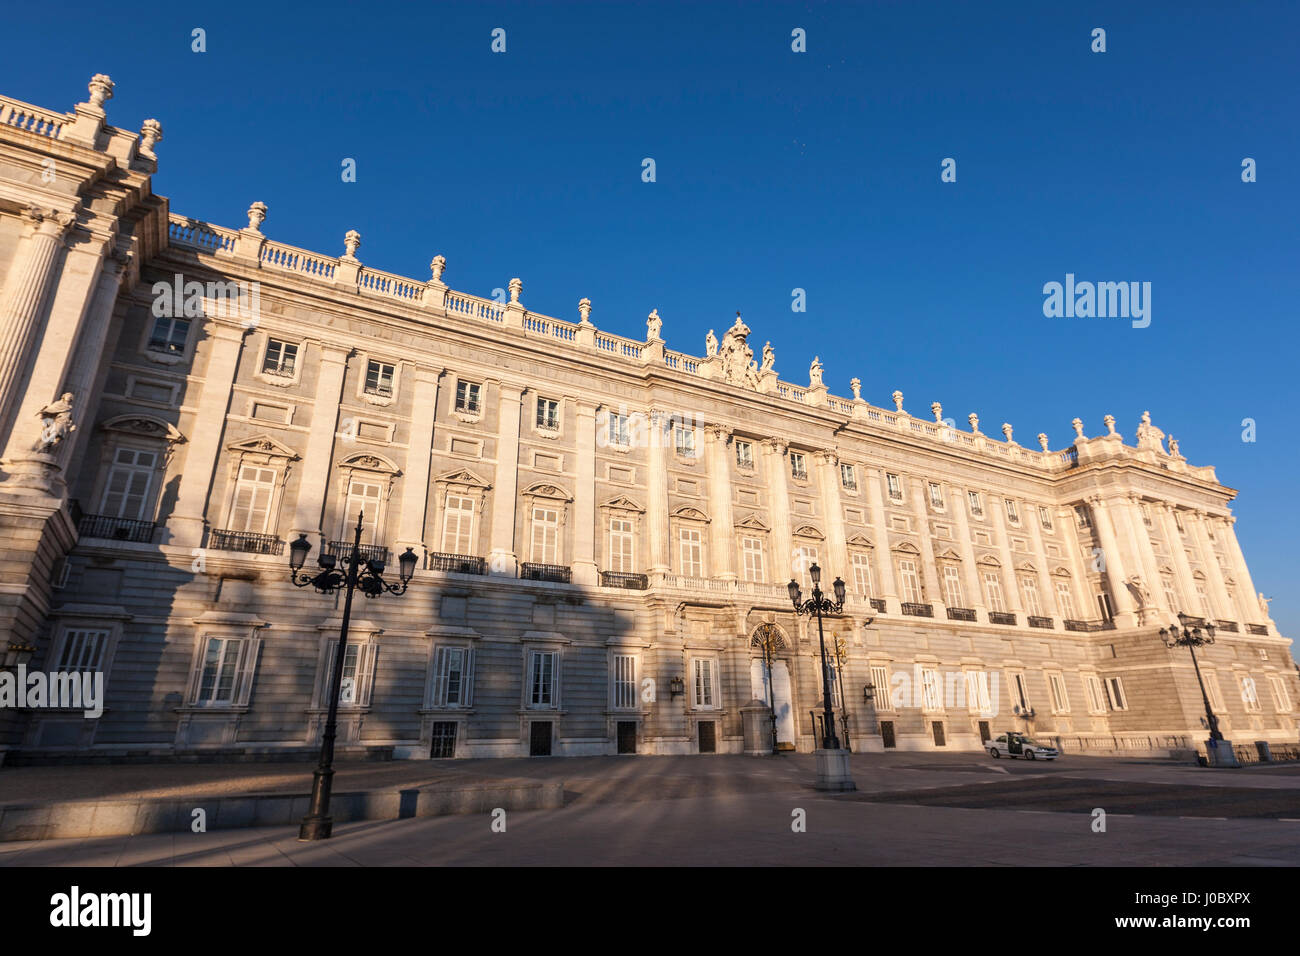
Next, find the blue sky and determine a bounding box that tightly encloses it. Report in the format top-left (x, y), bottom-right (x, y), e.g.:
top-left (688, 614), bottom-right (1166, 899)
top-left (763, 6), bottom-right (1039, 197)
top-left (5, 1), bottom-right (1297, 651)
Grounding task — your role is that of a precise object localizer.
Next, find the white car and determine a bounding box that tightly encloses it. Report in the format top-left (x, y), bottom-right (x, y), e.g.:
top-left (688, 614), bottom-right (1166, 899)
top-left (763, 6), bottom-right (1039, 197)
top-left (987, 733), bottom-right (1059, 760)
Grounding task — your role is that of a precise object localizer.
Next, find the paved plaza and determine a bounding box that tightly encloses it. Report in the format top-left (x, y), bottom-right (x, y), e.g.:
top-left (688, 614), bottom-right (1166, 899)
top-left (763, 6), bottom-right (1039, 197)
top-left (2, 752), bottom-right (1298, 866)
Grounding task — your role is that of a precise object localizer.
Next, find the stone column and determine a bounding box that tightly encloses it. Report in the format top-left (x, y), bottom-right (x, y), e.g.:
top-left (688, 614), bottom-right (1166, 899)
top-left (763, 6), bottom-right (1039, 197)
top-left (763, 438), bottom-right (793, 586)
top-left (1088, 495), bottom-right (1135, 626)
top-left (818, 452), bottom-right (848, 583)
top-left (1190, 510), bottom-right (1233, 623)
top-left (909, 476), bottom-right (945, 615)
top-left (0, 207), bottom-right (77, 440)
top-left (395, 366), bottom-right (442, 557)
top-left (864, 466), bottom-right (899, 614)
top-left (706, 425), bottom-right (736, 581)
top-left (990, 494), bottom-right (1024, 616)
top-left (645, 409), bottom-right (670, 577)
top-left (1059, 504), bottom-right (1092, 622)
top-left (168, 320), bottom-right (249, 548)
top-left (1115, 494), bottom-right (1166, 622)
top-left (487, 382), bottom-right (523, 576)
top-left (1218, 515), bottom-right (1269, 629)
top-left (289, 344), bottom-right (350, 542)
top-left (1025, 502), bottom-right (1062, 629)
top-left (949, 486), bottom-right (986, 619)
top-left (1158, 503), bottom-right (1198, 617)
top-left (571, 400), bottom-right (599, 586)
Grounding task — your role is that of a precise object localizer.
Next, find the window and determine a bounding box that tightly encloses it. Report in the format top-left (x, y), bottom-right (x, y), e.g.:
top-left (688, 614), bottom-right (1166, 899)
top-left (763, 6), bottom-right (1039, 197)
top-left (850, 552), bottom-right (873, 597)
top-left (365, 360), bottom-right (395, 397)
top-left (983, 570), bottom-right (1006, 612)
top-left (1195, 581), bottom-right (1213, 619)
top-left (453, 378), bottom-right (480, 412)
top-left (920, 668), bottom-right (942, 711)
top-left (1084, 675), bottom-right (1107, 713)
top-left (1268, 675), bottom-right (1292, 713)
top-left (790, 452), bottom-right (808, 480)
top-left (1005, 498), bottom-right (1020, 524)
top-left (967, 491), bottom-right (984, 517)
top-left (841, 463), bottom-right (858, 491)
top-left (1105, 677), bottom-right (1128, 711)
top-left (262, 339), bottom-right (297, 375)
top-left (229, 464), bottom-right (276, 533)
top-left (343, 479), bottom-right (382, 541)
top-left (56, 629), bottom-right (109, 672)
top-left (886, 473), bottom-right (903, 501)
top-left (1012, 673), bottom-right (1031, 711)
top-left (1203, 671), bottom-right (1224, 711)
top-left (1019, 574), bottom-right (1042, 616)
top-left (898, 558), bottom-right (923, 604)
top-left (942, 565), bottom-right (964, 609)
top-left (193, 637), bottom-right (249, 706)
top-left (1160, 573), bottom-right (1178, 612)
top-left (797, 545), bottom-right (820, 589)
top-left (323, 642), bottom-right (377, 707)
top-left (1240, 676), bottom-right (1260, 713)
top-left (608, 517), bottom-right (634, 573)
top-left (1054, 579), bottom-right (1077, 620)
top-left (679, 527), bottom-right (704, 577)
top-left (735, 440), bottom-right (753, 469)
top-left (673, 424), bottom-right (696, 458)
top-left (965, 671), bottom-right (992, 714)
top-left (613, 654), bottom-right (637, 710)
top-left (530, 507), bottom-right (559, 564)
top-left (528, 651), bottom-right (557, 708)
top-left (1048, 673), bottom-right (1070, 713)
top-left (1257, 648), bottom-right (1269, 661)
top-left (433, 646), bottom-right (473, 707)
top-left (1039, 506), bottom-right (1053, 531)
top-left (607, 413), bottom-right (630, 447)
top-left (741, 536), bottom-right (765, 583)
top-left (928, 482), bottom-right (944, 510)
top-left (1140, 502), bottom-right (1153, 527)
top-left (1097, 591), bottom-right (1115, 621)
top-left (536, 397), bottom-right (560, 430)
top-left (870, 665), bottom-right (893, 711)
top-left (441, 494), bottom-right (476, 554)
top-left (692, 658), bottom-right (716, 708)
top-left (147, 315), bottom-right (190, 354)
top-left (1075, 504), bottom-right (1092, 529)
top-left (100, 448), bottom-right (157, 519)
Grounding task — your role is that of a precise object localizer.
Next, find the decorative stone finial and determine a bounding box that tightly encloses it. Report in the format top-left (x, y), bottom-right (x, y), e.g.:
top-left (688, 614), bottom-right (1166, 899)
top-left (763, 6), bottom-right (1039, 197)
top-left (968, 412), bottom-right (980, 433)
top-left (246, 201), bottom-right (268, 233)
top-left (138, 119), bottom-right (163, 157)
top-left (429, 255), bottom-right (447, 283)
top-left (578, 297), bottom-right (592, 325)
top-left (849, 377), bottom-right (861, 401)
top-left (891, 390), bottom-right (904, 413)
top-left (646, 309), bottom-right (662, 340)
top-left (343, 230), bottom-right (362, 260)
top-left (508, 278), bottom-right (522, 304)
top-left (87, 74), bottom-right (114, 110)
top-left (1103, 414), bottom-right (1117, 436)
top-left (1071, 417), bottom-right (1084, 438)
top-left (931, 402), bottom-right (943, 422)
top-left (1037, 432), bottom-right (1049, 452)
top-left (1001, 422), bottom-right (1014, 443)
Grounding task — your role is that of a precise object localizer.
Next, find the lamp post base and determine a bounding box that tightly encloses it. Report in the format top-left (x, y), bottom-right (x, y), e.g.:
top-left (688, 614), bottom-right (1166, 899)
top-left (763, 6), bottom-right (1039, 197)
top-left (298, 814), bottom-right (333, 841)
top-left (813, 748), bottom-right (856, 791)
top-left (1204, 738), bottom-right (1239, 768)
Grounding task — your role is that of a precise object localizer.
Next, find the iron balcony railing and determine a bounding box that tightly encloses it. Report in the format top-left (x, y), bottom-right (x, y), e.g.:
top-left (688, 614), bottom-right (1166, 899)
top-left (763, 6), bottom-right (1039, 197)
top-left (1247, 624), bottom-right (1268, 636)
top-left (901, 602), bottom-right (933, 618)
top-left (208, 529), bottom-right (284, 555)
top-left (946, 607), bottom-right (976, 622)
top-left (426, 551), bottom-right (486, 574)
top-left (1028, 616), bottom-right (1054, 629)
top-left (76, 512), bottom-right (156, 544)
top-left (601, 571), bottom-right (648, 590)
top-left (327, 540), bottom-right (390, 565)
top-left (1063, 619), bottom-right (1116, 632)
top-left (989, 611), bottom-right (1017, 626)
top-left (1215, 620), bottom-right (1239, 633)
top-left (869, 598), bottom-right (887, 613)
top-left (520, 562), bottom-right (572, 583)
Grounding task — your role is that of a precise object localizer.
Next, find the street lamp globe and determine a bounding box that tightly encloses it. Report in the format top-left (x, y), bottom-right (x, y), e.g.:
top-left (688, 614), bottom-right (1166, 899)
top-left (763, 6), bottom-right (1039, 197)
top-left (809, 562), bottom-right (822, 586)
top-left (398, 547), bottom-right (418, 583)
top-left (289, 534), bottom-right (312, 572)
top-left (787, 579), bottom-right (801, 605)
top-left (832, 576), bottom-right (846, 605)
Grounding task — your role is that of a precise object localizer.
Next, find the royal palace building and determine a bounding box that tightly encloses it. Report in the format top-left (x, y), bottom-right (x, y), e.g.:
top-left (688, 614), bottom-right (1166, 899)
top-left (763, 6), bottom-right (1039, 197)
top-left (0, 76), bottom-right (1295, 764)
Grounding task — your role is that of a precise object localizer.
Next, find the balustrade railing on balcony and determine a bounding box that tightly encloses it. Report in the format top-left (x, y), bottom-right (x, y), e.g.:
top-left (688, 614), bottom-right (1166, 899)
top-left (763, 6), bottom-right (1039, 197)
top-left (427, 552), bottom-right (486, 575)
top-left (901, 602), bottom-right (933, 617)
top-left (1215, 620), bottom-right (1239, 633)
top-left (1063, 618), bottom-right (1116, 632)
top-left (1247, 624), bottom-right (1268, 636)
top-left (208, 529), bottom-right (284, 555)
top-left (327, 541), bottom-right (390, 565)
top-left (520, 562), bottom-right (572, 583)
top-left (77, 513), bottom-right (156, 544)
top-left (870, 598), bottom-right (887, 613)
top-left (1028, 615), bottom-right (1054, 629)
top-left (946, 607), bottom-right (976, 622)
top-left (600, 571), bottom-right (648, 590)
top-left (988, 611), bottom-right (1017, 625)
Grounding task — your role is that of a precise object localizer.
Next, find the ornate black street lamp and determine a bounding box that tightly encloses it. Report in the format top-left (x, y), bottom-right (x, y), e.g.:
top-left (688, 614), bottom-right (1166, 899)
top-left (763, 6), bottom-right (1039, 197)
top-left (788, 564), bottom-right (846, 750)
top-left (1159, 613), bottom-right (1221, 741)
top-left (288, 511), bottom-right (417, 840)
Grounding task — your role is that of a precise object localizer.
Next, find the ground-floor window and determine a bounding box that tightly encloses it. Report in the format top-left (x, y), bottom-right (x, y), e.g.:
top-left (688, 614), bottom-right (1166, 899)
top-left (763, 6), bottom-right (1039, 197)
top-left (430, 721), bottom-right (457, 758)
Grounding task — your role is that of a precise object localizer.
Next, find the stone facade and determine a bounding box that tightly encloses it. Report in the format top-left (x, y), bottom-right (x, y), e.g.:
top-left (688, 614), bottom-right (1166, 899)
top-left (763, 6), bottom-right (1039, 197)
top-left (0, 76), bottom-right (1296, 763)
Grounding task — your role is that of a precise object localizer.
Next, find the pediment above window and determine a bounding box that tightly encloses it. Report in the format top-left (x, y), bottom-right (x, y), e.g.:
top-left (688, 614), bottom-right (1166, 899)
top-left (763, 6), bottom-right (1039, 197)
top-left (736, 514), bottom-right (771, 532)
top-left (892, 541), bottom-right (921, 554)
top-left (792, 525), bottom-right (824, 540)
top-left (339, 452), bottom-right (400, 475)
top-left (523, 482), bottom-right (573, 502)
top-left (101, 414), bottom-right (185, 443)
top-left (227, 434), bottom-right (299, 460)
top-left (435, 468), bottom-right (491, 491)
top-left (846, 532), bottom-right (873, 547)
top-left (672, 506), bottom-right (709, 522)
top-left (601, 495), bottom-right (644, 513)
